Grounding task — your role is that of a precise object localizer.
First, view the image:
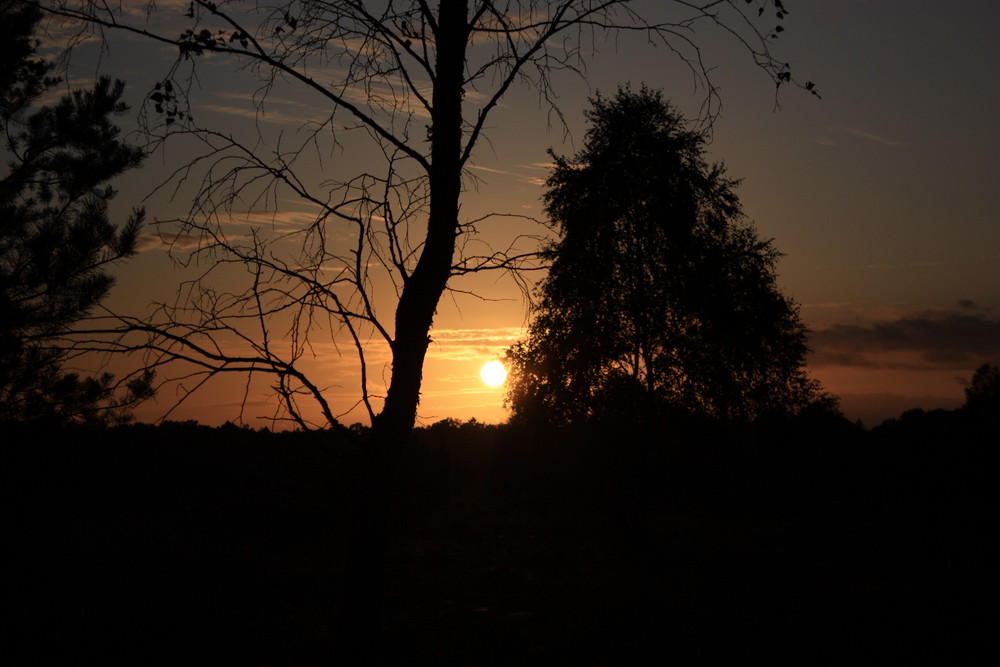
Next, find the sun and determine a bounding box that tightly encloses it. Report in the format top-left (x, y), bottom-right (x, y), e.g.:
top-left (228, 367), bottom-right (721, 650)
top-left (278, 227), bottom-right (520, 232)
top-left (480, 360), bottom-right (507, 387)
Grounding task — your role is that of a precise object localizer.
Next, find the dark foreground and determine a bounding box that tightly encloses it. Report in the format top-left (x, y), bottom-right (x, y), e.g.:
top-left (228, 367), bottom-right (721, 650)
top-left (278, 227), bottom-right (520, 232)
top-left (7, 412), bottom-right (996, 664)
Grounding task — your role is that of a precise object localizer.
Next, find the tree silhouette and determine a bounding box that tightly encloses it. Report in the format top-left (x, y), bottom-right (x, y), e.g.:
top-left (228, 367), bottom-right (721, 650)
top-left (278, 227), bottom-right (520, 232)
top-left (505, 86), bottom-right (820, 424)
top-left (964, 363), bottom-right (1000, 415)
top-left (42, 1), bottom-right (815, 654)
top-left (43, 0), bottom-right (815, 435)
top-left (0, 0), bottom-right (151, 424)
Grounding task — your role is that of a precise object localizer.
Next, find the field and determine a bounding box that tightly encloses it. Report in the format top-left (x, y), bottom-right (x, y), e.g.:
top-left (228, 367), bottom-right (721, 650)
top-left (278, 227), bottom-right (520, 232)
top-left (7, 413), bottom-right (995, 663)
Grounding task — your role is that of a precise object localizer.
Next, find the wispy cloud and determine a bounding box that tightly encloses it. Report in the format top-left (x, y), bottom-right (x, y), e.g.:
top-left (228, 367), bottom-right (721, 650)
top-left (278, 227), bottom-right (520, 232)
top-left (136, 232), bottom-right (208, 252)
top-left (430, 327), bottom-right (526, 343)
top-left (803, 301), bottom-right (861, 310)
top-left (225, 209), bottom-right (326, 232)
top-left (200, 104), bottom-right (320, 125)
top-left (135, 208), bottom-right (353, 253)
top-left (841, 127), bottom-right (906, 148)
top-left (426, 327), bottom-right (525, 361)
top-left (859, 260), bottom-right (945, 270)
top-left (467, 165), bottom-right (512, 176)
top-left (467, 162), bottom-right (550, 187)
top-left (844, 127), bottom-right (906, 148)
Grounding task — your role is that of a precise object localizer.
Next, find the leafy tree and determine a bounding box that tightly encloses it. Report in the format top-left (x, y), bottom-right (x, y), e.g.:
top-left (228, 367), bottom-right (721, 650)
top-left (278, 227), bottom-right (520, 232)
top-left (41, 1), bottom-right (815, 653)
top-left (0, 0), bottom-right (151, 424)
top-left (505, 86), bottom-right (821, 424)
top-left (964, 363), bottom-right (1000, 415)
top-left (42, 0), bottom-right (816, 436)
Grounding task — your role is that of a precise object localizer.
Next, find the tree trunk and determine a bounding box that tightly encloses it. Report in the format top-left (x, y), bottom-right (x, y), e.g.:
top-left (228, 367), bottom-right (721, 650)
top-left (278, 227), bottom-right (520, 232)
top-left (341, 1), bottom-right (468, 662)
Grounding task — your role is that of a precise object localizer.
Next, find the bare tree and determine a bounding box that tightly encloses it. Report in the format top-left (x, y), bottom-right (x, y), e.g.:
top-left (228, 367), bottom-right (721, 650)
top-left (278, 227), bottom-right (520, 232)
top-left (43, 0), bottom-right (812, 437)
top-left (41, 0), bottom-right (812, 653)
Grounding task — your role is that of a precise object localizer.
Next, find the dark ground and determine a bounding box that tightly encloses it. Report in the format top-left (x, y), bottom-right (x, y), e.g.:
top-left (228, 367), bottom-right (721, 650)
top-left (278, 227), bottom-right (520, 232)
top-left (6, 413), bottom-right (997, 664)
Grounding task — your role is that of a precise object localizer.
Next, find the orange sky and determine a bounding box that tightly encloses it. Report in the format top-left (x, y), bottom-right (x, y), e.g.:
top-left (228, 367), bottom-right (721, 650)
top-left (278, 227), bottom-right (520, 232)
top-left (44, 1), bottom-right (1000, 429)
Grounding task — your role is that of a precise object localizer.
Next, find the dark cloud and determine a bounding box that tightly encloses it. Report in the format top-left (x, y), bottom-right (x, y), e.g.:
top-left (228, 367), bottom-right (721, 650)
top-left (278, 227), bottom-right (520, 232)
top-left (136, 233), bottom-right (206, 252)
top-left (808, 306), bottom-right (1000, 371)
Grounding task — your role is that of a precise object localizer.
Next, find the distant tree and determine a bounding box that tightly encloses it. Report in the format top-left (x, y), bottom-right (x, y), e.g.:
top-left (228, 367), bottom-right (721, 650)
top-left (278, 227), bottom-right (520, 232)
top-left (0, 0), bottom-right (151, 424)
top-left (505, 86), bottom-right (821, 424)
top-left (964, 363), bottom-right (1000, 415)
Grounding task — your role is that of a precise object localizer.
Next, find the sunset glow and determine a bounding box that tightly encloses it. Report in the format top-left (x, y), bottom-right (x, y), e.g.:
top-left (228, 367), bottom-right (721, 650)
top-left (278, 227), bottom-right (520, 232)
top-left (10, 3), bottom-right (995, 660)
top-left (53, 1), bottom-right (999, 429)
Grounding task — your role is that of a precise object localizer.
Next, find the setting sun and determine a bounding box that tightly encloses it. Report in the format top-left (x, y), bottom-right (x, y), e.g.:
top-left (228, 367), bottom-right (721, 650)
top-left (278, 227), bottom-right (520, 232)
top-left (480, 360), bottom-right (507, 387)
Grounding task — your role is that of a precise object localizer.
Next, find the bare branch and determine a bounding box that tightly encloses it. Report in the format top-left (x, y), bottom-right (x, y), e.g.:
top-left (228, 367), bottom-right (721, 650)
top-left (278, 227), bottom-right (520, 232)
top-left (40, 0), bottom-right (813, 429)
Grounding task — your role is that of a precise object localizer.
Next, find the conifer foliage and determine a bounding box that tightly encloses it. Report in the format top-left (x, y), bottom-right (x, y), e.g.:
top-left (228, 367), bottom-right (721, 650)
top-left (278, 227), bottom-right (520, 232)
top-left (0, 0), bottom-right (151, 424)
top-left (505, 86), bottom-right (820, 424)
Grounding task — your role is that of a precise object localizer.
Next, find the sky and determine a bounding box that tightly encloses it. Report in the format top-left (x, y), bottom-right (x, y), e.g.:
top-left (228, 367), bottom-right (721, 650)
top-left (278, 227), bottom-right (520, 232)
top-left (42, 1), bottom-right (1000, 428)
